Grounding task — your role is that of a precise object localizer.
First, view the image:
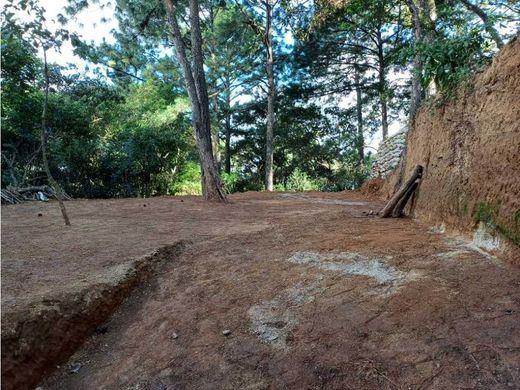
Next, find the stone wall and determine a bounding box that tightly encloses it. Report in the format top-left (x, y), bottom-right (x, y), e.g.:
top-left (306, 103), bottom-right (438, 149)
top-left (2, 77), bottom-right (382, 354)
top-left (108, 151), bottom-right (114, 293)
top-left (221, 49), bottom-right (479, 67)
top-left (371, 131), bottom-right (407, 178)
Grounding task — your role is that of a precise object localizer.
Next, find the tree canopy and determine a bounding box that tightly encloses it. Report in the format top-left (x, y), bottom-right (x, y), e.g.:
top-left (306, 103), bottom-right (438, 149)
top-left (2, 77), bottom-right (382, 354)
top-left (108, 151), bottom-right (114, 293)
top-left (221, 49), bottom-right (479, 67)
top-left (2, 0), bottom-right (518, 200)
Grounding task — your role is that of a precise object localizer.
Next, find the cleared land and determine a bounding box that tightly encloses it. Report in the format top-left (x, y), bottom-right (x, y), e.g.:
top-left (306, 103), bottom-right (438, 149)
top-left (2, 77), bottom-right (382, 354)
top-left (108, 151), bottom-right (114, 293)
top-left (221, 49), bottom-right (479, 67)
top-left (2, 192), bottom-right (519, 389)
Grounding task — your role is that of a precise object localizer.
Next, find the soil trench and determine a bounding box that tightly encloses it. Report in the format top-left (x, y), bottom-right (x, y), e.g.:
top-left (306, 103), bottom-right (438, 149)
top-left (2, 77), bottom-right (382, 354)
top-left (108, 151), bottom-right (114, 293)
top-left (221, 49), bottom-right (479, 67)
top-left (1, 192), bottom-right (519, 389)
top-left (1, 241), bottom-right (189, 390)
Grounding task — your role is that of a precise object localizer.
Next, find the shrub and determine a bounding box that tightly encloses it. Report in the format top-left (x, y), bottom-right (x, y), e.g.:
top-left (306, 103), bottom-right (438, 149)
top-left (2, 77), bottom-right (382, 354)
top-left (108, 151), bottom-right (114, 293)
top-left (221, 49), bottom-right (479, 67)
top-left (221, 171), bottom-right (262, 193)
top-left (170, 161), bottom-right (202, 195)
top-left (285, 168), bottom-right (322, 192)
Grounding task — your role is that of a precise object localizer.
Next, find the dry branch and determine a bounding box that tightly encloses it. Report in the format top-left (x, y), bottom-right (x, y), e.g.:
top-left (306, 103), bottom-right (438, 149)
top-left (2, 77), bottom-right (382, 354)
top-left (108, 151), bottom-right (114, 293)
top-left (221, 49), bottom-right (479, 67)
top-left (0, 186), bottom-right (72, 205)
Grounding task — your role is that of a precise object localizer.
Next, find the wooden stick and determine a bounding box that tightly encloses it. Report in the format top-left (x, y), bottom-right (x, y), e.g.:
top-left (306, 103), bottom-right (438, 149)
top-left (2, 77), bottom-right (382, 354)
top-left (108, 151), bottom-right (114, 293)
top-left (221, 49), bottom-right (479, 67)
top-left (380, 165), bottom-right (423, 218)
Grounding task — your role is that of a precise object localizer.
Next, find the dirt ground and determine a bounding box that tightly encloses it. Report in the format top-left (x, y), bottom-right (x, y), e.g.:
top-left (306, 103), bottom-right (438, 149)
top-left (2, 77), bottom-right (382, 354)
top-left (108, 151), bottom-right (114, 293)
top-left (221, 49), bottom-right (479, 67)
top-left (2, 192), bottom-right (519, 389)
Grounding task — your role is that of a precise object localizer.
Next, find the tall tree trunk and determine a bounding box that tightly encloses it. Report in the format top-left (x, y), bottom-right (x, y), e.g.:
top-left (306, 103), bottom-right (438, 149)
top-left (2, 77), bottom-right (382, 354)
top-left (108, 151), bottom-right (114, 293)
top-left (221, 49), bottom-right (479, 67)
top-left (41, 48), bottom-right (71, 226)
top-left (164, 0), bottom-right (226, 202)
top-left (354, 71), bottom-right (364, 170)
top-left (376, 31), bottom-right (388, 140)
top-left (212, 92), bottom-right (221, 168)
top-left (264, 0), bottom-right (275, 192)
top-left (224, 77), bottom-right (232, 174)
top-left (209, 5), bottom-right (220, 169)
top-left (406, 0), bottom-right (424, 119)
top-left (460, 0), bottom-right (503, 48)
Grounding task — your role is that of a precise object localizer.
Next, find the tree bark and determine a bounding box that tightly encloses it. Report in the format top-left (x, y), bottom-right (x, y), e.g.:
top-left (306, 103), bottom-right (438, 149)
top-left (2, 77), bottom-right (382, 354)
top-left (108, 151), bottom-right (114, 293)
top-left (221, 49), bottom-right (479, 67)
top-left (41, 48), bottom-right (71, 226)
top-left (460, 0), bottom-right (503, 48)
top-left (379, 165), bottom-right (423, 218)
top-left (164, 0), bottom-right (226, 202)
top-left (224, 78), bottom-right (232, 174)
top-left (391, 180), bottom-right (418, 217)
top-left (377, 39), bottom-right (388, 140)
top-left (212, 92), bottom-right (221, 168)
top-left (405, 0), bottom-right (424, 120)
top-left (264, 0), bottom-right (275, 192)
top-left (354, 71), bottom-right (364, 170)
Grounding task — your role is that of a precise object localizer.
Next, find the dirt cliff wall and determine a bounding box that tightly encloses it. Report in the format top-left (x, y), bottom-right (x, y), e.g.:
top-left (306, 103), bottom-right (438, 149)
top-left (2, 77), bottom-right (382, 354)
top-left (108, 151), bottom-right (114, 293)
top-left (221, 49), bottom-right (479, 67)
top-left (386, 36), bottom-right (520, 247)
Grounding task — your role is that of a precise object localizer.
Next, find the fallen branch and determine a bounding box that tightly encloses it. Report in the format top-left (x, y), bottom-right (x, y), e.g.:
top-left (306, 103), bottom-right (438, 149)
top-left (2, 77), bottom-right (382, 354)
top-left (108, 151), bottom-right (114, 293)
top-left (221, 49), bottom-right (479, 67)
top-left (391, 180), bottom-right (419, 217)
top-left (380, 165), bottom-right (423, 218)
top-left (0, 185), bottom-right (73, 204)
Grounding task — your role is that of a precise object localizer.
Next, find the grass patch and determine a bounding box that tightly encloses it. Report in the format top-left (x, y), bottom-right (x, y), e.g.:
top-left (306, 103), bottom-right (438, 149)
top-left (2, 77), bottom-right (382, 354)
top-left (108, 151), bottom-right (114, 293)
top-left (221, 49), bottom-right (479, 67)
top-left (473, 202), bottom-right (520, 246)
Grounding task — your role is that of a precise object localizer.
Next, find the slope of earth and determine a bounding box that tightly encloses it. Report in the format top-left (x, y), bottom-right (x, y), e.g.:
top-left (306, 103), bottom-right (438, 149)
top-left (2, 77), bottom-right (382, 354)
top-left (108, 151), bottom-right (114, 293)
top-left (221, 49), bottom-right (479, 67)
top-left (1, 192), bottom-right (519, 389)
top-left (380, 36), bottom-right (520, 252)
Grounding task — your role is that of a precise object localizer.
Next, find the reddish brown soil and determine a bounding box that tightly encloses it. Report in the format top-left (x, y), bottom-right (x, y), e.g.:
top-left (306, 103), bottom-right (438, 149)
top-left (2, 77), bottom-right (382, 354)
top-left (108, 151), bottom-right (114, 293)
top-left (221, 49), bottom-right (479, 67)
top-left (2, 192), bottom-right (520, 389)
top-left (384, 36), bottom-right (520, 245)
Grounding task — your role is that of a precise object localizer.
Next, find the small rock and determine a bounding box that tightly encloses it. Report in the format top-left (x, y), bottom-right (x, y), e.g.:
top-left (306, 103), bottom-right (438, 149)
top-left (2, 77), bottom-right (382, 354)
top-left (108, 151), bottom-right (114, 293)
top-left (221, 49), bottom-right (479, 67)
top-left (222, 329), bottom-right (232, 336)
top-left (37, 213), bottom-right (43, 217)
top-left (69, 363), bottom-right (81, 374)
top-left (368, 210), bottom-right (374, 216)
top-left (171, 332), bottom-right (179, 339)
top-left (143, 204), bottom-right (147, 207)
top-left (180, 199), bottom-right (184, 202)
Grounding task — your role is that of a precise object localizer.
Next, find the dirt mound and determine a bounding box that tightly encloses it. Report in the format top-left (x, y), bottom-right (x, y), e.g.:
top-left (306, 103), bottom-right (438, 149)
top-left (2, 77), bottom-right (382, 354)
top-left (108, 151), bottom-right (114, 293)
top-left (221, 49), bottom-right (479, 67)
top-left (359, 177), bottom-right (385, 197)
top-left (383, 36), bottom-right (520, 258)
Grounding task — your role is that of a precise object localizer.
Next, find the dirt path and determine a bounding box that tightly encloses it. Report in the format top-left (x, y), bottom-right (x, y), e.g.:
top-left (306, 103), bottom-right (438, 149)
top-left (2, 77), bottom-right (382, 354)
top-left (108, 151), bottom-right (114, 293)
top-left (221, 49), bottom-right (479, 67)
top-left (2, 192), bottom-right (519, 389)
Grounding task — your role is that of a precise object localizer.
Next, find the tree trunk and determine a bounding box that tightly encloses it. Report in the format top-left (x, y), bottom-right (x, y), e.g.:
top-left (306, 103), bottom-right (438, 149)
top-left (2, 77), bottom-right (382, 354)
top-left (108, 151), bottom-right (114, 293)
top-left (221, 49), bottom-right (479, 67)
top-left (377, 41), bottom-right (388, 140)
top-left (41, 48), bottom-right (71, 226)
top-left (380, 165), bottom-right (423, 218)
top-left (354, 71), bottom-right (364, 170)
top-left (212, 92), bottom-right (221, 168)
top-left (224, 78), bottom-right (232, 174)
top-left (406, 0), bottom-right (424, 120)
top-left (264, 0), bottom-right (275, 192)
top-left (164, 0), bottom-right (226, 202)
top-left (391, 180), bottom-right (418, 217)
top-left (460, 0), bottom-right (503, 48)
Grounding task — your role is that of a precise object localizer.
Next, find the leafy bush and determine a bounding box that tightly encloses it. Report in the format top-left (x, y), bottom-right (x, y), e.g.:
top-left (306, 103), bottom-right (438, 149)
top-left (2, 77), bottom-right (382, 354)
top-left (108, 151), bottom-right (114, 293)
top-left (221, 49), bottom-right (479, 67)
top-left (221, 171), bottom-right (262, 193)
top-left (285, 168), bottom-right (323, 192)
top-left (416, 30), bottom-right (487, 95)
top-left (170, 161), bottom-right (202, 195)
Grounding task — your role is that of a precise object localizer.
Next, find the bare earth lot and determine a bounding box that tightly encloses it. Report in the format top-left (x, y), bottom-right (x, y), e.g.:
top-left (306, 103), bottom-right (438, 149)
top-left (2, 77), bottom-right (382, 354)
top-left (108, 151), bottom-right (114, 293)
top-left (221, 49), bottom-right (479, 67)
top-left (2, 192), bottom-right (519, 389)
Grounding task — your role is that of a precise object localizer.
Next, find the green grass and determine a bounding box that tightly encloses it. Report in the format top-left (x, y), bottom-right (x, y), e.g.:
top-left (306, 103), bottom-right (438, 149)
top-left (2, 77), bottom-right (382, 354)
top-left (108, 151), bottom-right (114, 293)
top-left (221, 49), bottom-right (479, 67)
top-left (473, 202), bottom-right (520, 246)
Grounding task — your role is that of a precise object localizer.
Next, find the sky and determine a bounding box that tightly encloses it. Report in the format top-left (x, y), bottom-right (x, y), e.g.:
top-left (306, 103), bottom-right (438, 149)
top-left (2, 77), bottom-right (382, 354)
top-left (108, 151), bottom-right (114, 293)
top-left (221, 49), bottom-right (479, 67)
top-left (29, 0), bottom-right (118, 69)
top-left (22, 0), bottom-right (398, 150)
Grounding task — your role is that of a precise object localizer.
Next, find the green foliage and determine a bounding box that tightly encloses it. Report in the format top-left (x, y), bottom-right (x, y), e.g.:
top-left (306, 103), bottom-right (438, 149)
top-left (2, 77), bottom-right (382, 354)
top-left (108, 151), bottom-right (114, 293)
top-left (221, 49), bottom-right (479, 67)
top-left (221, 171), bottom-right (263, 193)
top-left (170, 161), bottom-right (202, 196)
top-left (417, 31), bottom-right (487, 95)
top-left (1, 22), bottom-right (197, 198)
top-left (285, 168), bottom-right (323, 192)
top-left (2, 0), bottom-right (518, 201)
